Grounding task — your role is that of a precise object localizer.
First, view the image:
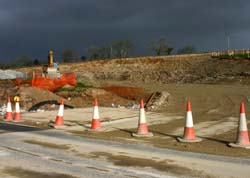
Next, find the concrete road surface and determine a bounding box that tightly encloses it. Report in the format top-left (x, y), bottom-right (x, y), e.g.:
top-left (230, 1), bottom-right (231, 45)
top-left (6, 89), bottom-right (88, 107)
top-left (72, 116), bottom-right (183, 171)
top-left (0, 122), bottom-right (249, 178)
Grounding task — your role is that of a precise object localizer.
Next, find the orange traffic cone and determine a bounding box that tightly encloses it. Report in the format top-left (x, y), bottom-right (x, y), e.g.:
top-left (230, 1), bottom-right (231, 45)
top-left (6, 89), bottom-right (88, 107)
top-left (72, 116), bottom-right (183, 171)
top-left (229, 102), bottom-right (250, 148)
top-left (5, 96), bottom-right (13, 121)
top-left (13, 101), bottom-right (21, 122)
top-left (90, 98), bottom-right (101, 131)
top-left (132, 99), bottom-right (153, 137)
top-left (54, 99), bottom-right (64, 126)
top-left (177, 100), bottom-right (202, 143)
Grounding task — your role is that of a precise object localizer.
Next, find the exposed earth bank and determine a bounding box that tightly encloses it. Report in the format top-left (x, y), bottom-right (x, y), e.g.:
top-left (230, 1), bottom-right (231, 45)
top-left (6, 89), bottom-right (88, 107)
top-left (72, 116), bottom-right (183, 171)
top-left (9, 53), bottom-right (250, 110)
top-left (17, 53), bottom-right (250, 86)
top-left (2, 54), bottom-right (250, 159)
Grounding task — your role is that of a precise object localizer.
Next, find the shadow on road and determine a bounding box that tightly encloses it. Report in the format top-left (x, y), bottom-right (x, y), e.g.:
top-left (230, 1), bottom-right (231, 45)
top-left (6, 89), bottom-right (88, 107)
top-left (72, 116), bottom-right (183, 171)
top-left (0, 122), bottom-right (42, 132)
top-left (199, 136), bottom-right (230, 144)
top-left (150, 130), bottom-right (178, 139)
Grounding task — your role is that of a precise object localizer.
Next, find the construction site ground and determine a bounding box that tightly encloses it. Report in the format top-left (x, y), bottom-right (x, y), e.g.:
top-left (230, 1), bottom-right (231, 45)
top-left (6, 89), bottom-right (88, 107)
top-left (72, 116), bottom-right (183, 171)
top-left (2, 82), bottom-right (250, 158)
top-left (1, 54), bottom-right (250, 177)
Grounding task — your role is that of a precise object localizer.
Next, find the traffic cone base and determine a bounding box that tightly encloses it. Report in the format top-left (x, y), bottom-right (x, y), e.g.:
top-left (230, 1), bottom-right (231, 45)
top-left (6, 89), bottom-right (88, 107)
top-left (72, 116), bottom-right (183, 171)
top-left (87, 120), bottom-right (105, 132)
top-left (88, 98), bottom-right (105, 132)
top-left (48, 120), bottom-right (66, 129)
top-left (13, 114), bottom-right (21, 122)
top-left (177, 101), bottom-right (202, 143)
top-left (91, 119), bottom-right (101, 130)
top-left (132, 123), bottom-right (153, 137)
top-left (5, 96), bottom-right (13, 121)
top-left (54, 116), bottom-right (64, 126)
top-left (51, 99), bottom-right (65, 128)
top-left (132, 132), bottom-right (154, 138)
top-left (228, 102), bottom-right (250, 149)
top-left (4, 112), bottom-right (13, 121)
top-left (183, 127), bottom-right (195, 139)
top-left (138, 123), bottom-right (148, 133)
top-left (177, 127), bottom-right (202, 142)
top-left (132, 99), bottom-right (153, 138)
top-left (177, 127), bottom-right (202, 143)
top-left (177, 136), bottom-right (202, 143)
top-left (13, 102), bottom-right (21, 122)
top-left (237, 131), bottom-right (250, 144)
top-left (228, 143), bottom-right (250, 149)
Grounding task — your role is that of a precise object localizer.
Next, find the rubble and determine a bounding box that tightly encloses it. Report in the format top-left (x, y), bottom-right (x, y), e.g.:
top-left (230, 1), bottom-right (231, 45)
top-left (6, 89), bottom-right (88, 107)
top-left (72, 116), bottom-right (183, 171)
top-left (145, 91), bottom-right (171, 111)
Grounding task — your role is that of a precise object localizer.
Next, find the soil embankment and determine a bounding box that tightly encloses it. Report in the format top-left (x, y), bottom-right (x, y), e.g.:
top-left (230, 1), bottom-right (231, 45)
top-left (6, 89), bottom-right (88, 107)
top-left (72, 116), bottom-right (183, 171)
top-left (11, 53), bottom-right (250, 110)
top-left (17, 53), bottom-right (250, 86)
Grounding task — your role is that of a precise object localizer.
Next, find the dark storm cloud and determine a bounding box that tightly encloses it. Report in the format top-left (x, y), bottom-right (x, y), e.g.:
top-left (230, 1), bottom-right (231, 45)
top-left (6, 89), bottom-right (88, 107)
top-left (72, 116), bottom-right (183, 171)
top-left (0, 0), bottom-right (250, 61)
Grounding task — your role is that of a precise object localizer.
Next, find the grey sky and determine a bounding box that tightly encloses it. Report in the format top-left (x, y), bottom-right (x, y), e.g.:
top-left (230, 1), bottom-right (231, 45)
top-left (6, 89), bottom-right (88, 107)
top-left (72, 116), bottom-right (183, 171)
top-left (0, 0), bottom-right (250, 61)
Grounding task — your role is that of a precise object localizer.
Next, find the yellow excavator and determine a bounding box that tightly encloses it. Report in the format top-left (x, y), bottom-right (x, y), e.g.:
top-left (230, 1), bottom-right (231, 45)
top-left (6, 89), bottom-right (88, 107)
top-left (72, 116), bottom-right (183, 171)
top-left (42, 49), bottom-right (60, 78)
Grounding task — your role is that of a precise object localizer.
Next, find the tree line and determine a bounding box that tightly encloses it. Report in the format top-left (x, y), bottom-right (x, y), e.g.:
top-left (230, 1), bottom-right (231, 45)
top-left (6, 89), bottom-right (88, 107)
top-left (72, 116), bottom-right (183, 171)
top-left (1, 37), bottom-right (196, 68)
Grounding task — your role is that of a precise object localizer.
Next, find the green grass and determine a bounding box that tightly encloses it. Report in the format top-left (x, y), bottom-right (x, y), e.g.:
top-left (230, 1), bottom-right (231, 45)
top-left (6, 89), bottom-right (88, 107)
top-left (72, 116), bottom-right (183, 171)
top-left (76, 82), bottom-right (93, 88)
top-left (58, 82), bottom-right (93, 91)
top-left (212, 54), bottom-right (250, 59)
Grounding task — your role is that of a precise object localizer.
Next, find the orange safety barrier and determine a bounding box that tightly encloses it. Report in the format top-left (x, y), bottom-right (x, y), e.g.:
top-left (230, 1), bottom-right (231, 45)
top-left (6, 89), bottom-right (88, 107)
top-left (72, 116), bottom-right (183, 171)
top-left (13, 72), bottom-right (77, 91)
top-left (31, 72), bottom-right (77, 91)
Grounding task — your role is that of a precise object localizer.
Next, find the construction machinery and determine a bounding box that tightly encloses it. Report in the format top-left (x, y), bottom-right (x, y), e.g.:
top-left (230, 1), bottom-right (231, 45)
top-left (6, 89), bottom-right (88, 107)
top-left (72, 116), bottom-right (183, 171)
top-left (42, 49), bottom-right (60, 78)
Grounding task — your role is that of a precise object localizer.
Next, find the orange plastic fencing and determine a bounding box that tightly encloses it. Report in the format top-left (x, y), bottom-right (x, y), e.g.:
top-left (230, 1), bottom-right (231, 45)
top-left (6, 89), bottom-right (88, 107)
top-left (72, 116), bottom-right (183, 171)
top-left (31, 72), bottom-right (77, 91)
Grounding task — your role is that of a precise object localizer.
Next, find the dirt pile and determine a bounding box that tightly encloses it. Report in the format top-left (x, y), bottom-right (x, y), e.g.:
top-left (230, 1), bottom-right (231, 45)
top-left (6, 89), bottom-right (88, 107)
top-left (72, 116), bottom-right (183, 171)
top-left (55, 87), bottom-right (136, 108)
top-left (146, 91), bottom-right (171, 111)
top-left (17, 87), bottom-right (63, 110)
top-left (0, 83), bottom-right (151, 112)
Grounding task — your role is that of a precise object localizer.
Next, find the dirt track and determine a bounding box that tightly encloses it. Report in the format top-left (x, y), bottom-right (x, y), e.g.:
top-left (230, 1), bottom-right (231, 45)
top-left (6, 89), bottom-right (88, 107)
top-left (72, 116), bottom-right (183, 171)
top-left (79, 83), bottom-right (250, 157)
top-left (14, 83), bottom-right (250, 158)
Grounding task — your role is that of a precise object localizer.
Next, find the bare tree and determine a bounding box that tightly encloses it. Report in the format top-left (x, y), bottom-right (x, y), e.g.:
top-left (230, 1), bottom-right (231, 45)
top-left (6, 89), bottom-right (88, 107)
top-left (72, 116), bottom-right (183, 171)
top-left (112, 40), bottom-right (134, 58)
top-left (150, 38), bottom-right (173, 56)
top-left (87, 46), bottom-right (99, 60)
top-left (61, 49), bottom-right (74, 62)
top-left (11, 55), bottom-right (33, 67)
top-left (177, 45), bottom-right (197, 54)
top-left (87, 40), bottom-right (134, 60)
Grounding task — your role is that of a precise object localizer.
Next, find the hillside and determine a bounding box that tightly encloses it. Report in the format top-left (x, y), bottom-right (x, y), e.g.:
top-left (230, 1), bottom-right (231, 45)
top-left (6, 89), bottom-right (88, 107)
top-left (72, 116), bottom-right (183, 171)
top-left (17, 53), bottom-right (250, 86)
